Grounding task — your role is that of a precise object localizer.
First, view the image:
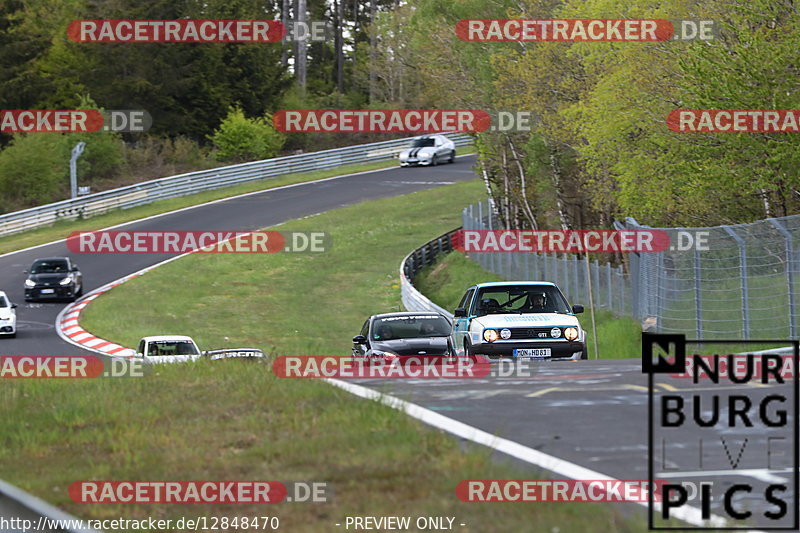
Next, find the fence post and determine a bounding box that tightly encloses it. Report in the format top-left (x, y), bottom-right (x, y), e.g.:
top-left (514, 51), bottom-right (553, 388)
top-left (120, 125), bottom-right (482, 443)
top-left (769, 218), bottom-right (797, 338)
top-left (694, 247), bottom-right (703, 339)
top-left (722, 226), bottom-right (750, 338)
top-left (606, 262), bottom-right (612, 313)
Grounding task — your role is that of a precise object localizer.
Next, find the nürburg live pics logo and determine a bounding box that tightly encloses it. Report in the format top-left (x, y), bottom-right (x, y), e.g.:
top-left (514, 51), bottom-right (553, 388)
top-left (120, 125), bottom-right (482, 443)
top-left (643, 333), bottom-right (799, 529)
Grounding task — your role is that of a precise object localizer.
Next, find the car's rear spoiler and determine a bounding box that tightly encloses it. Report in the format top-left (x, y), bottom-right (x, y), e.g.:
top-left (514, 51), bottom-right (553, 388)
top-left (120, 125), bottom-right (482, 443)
top-left (203, 348), bottom-right (266, 361)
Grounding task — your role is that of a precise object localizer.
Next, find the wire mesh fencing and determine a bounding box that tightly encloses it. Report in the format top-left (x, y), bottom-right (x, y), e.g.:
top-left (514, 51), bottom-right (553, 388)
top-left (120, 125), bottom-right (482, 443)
top-left (461, 200), bottom-right (630, 317)
top-left (461, 200), bottom-right (800, 340)
top-left (617, 216), bottom-right (800, 340)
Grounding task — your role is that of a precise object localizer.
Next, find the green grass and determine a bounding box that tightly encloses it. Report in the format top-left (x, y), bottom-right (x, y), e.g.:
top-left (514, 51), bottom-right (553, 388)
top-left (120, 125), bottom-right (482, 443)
top-left (414, 251), bottom-right (642, 359)
top-left (0, 179), bottom-right (646, 532)
top-left (0, 148), bottom-right (473, 256)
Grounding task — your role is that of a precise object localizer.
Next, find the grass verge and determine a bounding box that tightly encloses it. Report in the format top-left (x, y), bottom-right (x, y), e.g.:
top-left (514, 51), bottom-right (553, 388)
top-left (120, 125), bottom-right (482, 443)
top-left (0, 179), bottom-right (644, 532)
top-left (414, 251), bottom-right (642, 359)
top-left (0, 148), bottom-right (473, 256)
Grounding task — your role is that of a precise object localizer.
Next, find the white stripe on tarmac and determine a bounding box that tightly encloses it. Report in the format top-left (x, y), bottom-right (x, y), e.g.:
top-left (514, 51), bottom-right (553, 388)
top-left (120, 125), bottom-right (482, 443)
top-left (325, 378), bottom-right (731, 529)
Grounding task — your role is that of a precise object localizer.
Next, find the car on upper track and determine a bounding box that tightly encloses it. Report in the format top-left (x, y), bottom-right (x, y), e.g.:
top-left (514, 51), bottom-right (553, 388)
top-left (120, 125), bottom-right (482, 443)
top-left (451, 281), bottom-right (587, 360)
top-left (23, 257), bottom-right (83, 302)
top-left (352, 312), bottom-right (455, 362)
top-left (0, 290), bottom-right (18, 338)
top-left (398, 135), bottom-right (456, 167)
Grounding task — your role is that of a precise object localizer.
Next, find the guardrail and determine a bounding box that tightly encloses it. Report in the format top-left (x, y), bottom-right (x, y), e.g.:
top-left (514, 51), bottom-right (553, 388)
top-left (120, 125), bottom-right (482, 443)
top-left (400, 229), bottom-right (459, 319)
top-left (0, 133), bottom-right (473, 238)
top-left (0, 479), bottom-right (101, 532)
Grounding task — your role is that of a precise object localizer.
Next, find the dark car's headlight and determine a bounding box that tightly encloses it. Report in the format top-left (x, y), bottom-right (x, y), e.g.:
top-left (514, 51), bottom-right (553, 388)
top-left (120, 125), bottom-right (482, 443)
top-left (59, 277), bottom-right (73, 286)
top-left (24, 279), bottom-right (36, 288)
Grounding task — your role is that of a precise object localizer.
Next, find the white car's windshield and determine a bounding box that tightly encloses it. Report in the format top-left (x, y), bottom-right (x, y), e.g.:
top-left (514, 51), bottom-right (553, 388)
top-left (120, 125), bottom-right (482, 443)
top-left (474, 286), bottom-right (571, 316)
top-left (148, 341), bottom-right (200, 356)
top-left (0, 296), bottom-right (8, 308)
top-left (372, 316), bottom-right (451, 341)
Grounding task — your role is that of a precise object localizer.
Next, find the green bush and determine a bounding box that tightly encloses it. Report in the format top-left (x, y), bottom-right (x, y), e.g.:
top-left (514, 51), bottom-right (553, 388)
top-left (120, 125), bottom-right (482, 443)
top-left (209, 107), bottom-right (284, 163)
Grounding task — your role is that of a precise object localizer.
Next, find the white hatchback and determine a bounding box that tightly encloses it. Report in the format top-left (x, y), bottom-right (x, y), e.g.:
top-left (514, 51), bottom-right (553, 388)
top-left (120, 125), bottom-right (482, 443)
top-left (0, 290), bottom-right (17, 338)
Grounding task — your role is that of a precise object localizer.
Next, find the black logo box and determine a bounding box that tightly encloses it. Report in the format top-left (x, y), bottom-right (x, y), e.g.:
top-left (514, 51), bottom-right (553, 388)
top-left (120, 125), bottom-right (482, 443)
top-left (643, 333), bottom-right (800, 530)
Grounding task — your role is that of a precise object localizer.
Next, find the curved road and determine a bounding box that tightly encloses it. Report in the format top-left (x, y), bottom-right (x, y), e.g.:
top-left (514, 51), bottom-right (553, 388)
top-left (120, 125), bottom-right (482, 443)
top-left (0, 158), bottom-right (476, 355)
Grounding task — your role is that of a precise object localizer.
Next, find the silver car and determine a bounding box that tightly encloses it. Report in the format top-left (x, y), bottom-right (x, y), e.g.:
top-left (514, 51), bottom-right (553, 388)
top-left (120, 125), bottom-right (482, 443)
top-left (398, 135), bottom-right (456, 167)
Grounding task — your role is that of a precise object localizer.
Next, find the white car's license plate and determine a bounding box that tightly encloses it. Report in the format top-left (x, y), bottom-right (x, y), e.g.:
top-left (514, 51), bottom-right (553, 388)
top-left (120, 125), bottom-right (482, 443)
top-left (514, 348), bottom-right (551, 358)
top-left (40, 289), bottom-right (55, 294)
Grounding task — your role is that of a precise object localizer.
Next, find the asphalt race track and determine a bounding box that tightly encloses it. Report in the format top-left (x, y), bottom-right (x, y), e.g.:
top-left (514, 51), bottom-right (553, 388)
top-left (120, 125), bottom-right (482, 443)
top-left (2, 154), bottom-right (795, 528)
top-left (0, 157), bottom-right (476, 356)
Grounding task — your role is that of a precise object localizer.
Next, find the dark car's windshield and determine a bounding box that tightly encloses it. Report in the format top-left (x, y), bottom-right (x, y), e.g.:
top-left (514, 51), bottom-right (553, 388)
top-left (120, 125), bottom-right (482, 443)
top-left (148, 341), bottom-right (200, 356)
top-left (31, 259), bottom-right (69, 274)
top-left (410, 138), bottom-right (435, 148)
top-left (372, 315), bottom-right (451, 341)
top-left (474, 286), bottom-right (571, 316)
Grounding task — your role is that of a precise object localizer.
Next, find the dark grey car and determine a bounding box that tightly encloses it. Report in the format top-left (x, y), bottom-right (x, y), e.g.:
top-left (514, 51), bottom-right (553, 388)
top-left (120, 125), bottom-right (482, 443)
top-left (24, 257), bottom-right (83, 302)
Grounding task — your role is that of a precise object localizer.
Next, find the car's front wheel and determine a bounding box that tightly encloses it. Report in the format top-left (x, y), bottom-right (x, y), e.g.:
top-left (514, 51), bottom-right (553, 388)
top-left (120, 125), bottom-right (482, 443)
top-left (431, 154), bottom-right (438, 166)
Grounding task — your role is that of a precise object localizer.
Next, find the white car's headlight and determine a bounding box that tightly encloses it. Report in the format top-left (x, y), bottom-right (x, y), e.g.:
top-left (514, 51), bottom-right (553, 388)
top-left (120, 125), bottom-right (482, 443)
top-left (59, 276), bottom-right (73, 286)
top-left (483, 329), bottom-right (499, 342)
top-left (564, 327), bottom-right (579, 341)
top-left (25, 279), bottom-right (36, 288)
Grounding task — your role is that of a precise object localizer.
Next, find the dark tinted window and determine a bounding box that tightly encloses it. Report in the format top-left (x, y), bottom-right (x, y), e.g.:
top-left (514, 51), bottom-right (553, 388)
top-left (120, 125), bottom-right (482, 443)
top-left (31, 259), bottom-right (69, 274)
top-left (411, 138), bottom-right (435, 148)
top-left (372, 315), bottom-right (451, 340)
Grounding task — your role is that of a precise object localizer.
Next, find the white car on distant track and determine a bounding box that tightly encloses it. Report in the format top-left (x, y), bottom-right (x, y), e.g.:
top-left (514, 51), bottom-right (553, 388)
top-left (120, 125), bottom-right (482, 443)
top-left (0, 290), bottom-right (17, 338)
top-left (398, 135), bottom-right (456, 167)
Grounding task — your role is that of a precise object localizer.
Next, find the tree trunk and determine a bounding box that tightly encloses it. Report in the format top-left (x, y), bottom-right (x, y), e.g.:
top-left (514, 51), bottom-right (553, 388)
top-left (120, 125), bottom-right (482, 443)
top-left (295, 0), bottom-right (307, 91)
top-left (334, 0), bottom-right (344, 93)
top-left (281, 0), bottom-right (290, 67)
top-left (544, 138), bottom-right (572, 230)
top-left (368, 0), bottom-right (377, 103)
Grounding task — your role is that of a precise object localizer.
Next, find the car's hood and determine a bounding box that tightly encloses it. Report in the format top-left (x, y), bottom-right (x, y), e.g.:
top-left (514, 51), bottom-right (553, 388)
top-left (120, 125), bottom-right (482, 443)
top-left (29, 273), bottom-right (69, 284)
top-left (400, 147), bottom-right (435, 157)
top-left (473, 313), bottom-right (580, 329)
top-left (371, 336), bottom-right (450, 356)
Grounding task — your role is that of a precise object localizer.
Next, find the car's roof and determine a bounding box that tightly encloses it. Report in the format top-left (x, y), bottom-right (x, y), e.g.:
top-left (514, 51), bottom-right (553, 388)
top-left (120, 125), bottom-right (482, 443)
top-left (472, 281), bottom-right (557, 288)
top-left (371, 311), bottom-right (444, 320)
top-left (33, 257), bottom-right (70, 262)
top-left (0, 290), bottom-right (7, 299)
top-left (141, 335), bottom-right (196, 342)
